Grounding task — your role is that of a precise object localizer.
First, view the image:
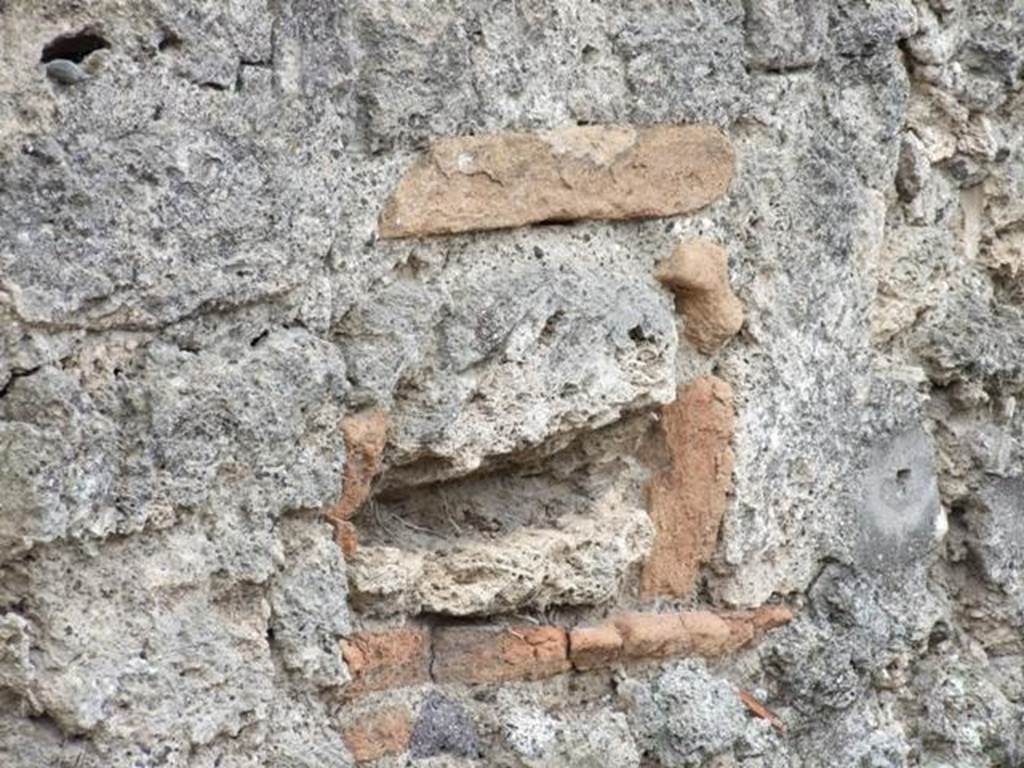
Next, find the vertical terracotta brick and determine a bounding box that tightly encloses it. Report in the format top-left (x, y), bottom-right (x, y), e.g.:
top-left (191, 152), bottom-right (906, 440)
top-left (335, 520), bottom-right (359, 557)
top-left (327, 410), bottom-right (389, 525)
top-left (569, 624), bottom-right (623, 670)
top-left (341, 627), bottom-right (431, 696)
top-left (641, 376), bottom-right (735, 600)
top-left (343, 707), bottom-right (412, 763)
top-left (432, 626), bottom-right (571, 684)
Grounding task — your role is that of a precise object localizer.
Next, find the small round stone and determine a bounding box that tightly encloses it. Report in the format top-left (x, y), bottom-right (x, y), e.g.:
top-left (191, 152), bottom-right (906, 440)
top-left (44, 59), bottom-right (89, 85)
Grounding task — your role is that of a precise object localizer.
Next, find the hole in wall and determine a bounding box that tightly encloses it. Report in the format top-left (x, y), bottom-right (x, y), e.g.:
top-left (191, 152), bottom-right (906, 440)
top-left (157, 29), bottom-right (182, 52)
top-left (40, 29), bottom-right (109, 64)
top-left (895, 467), bottom-right (911, 492)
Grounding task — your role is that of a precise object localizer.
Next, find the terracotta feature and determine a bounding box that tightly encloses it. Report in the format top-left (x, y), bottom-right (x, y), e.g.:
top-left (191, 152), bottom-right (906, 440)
top-left (341, 627), bottom-right (431, 696)
top-left (343, 707), bottom-right (413, 763)
top-left (379, 124), bottom-right (734, 238)
top-left (640, 376), bottom-right (736, 599)
top-left (569, 624), bottom-right (624, 670)
top-left (655, 237), bottom-right (744, 353)
top-left (432, 625), bottom-right (571, 684)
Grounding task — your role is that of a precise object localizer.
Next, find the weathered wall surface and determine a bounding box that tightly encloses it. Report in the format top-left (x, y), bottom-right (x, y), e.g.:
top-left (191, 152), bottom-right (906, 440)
top-left (1, 1), bottom-right (1023, 766)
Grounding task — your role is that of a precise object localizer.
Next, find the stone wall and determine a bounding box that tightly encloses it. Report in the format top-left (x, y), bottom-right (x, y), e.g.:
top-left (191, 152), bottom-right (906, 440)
top-left (2, 1), bottom-right (1024, 766)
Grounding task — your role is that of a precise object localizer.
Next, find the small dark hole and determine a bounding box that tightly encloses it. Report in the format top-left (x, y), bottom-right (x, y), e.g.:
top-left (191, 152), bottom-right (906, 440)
top-left (535, 218), bottom-right (573, 227)
top-left (250, 330), bottom-right (269, 348)
top-left (628, 325), bottom-right (648, 343)
top-left (157, 30), bottom-right (182, 52)
top-left (40, 30), bottom-right (109, 64)
top-left (896, 468), bottom-right (911, 482)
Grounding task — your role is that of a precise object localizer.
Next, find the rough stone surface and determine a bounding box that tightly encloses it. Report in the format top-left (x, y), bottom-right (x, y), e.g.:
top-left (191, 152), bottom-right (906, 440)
top-left (502, 702), bottom-right (641, 768)
top-left (3, 1), bottom-right (1024, 765)
top-left (348, 500), bottom-right (653, 617)
top-left (655, 237), bottom-right (745, 353)
top-left (379, 124), bottom-right (734, 238)
top-left (626, 660), bottom-right (779, 767)
top-left (410, 692), bottom-right (481, 759)
top-left (641, 376), bottom-right (735, 599)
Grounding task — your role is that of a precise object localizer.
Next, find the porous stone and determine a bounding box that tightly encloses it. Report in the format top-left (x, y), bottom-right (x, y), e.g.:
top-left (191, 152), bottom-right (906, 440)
top-left (410, 692), bottom-right (481, 759)
top-left (267, 516), bottom-right (351, 686)
top-left (2, 1), bottom-right (1023, 765)
top-left (743, 0), bottom-right (828, 71)
top-left (655, 238), bottom-right (744, 353)
top-left (626, 660), bottom-right (778, 767)
top-left (349, 503), bottom-right (653, 617)
top-left (641, 376), bottom-right (735, 599)
top-left (503, 705), bottom-right (641, 768)
top-left (378, 124), bottom-right (734, 238)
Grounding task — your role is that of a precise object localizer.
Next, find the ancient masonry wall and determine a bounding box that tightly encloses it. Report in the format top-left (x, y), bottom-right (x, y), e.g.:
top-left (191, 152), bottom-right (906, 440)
top-left (332, 125), bottom-right (792, 760)
top-left (3, 3), bottom-right (1024, 767)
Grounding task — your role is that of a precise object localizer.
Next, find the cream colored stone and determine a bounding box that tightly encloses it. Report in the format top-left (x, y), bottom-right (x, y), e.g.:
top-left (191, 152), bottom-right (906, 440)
top-left (378, 124), bottom-right (734, 238)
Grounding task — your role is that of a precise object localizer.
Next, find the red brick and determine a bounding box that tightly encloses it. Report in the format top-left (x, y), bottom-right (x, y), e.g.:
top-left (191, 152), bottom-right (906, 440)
top-left (327, 411), bottom-right (388, 525)
top-left (569, 624), bottom-right (623, 670)
top-left (341, 627), bottom-right (430, 696)
top-left (432, 626), bottom-right (570, 684)
top-left (614, 613), bottom-right (689, 659)
top-left (641, 377), bottom-right (735, 600)
top-left (335, 520), bottom-right (358, 557)
top-left (678, 611), bottom-right (742, 657)
top-left (343, 707), bottom-right (412, 763)
top-left (720, 605), bottom-right (795, 642)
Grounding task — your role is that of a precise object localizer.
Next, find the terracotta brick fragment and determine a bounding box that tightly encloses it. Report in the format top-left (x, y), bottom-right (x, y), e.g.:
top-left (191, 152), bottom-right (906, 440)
top-left (569, 624), bottom-right (623, 670)
top-left (379, 124), bottom-right (734, 238)
top-left (679, 611), bottom-right (743, 657)
top-left (641, 376), bottom-right (735, 600)
top-left (327, 411), bottom-right (388, 525)
top-left (655, 237), bottom-right (744, 354)
top-left (335, 520), bottom-right (358, 557)
top-left (747, 604), bottom-right (795, 633)
top-left (432, 626), bottom-right (571, 684)
top-left (720, 604), bottom-right (796, 640)
top-left (341, 627), bottom-right (431, 696)
top-left (343, 707), bottom-right (412, 763)
top-left (614, 613), bottom-right (689, 659)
